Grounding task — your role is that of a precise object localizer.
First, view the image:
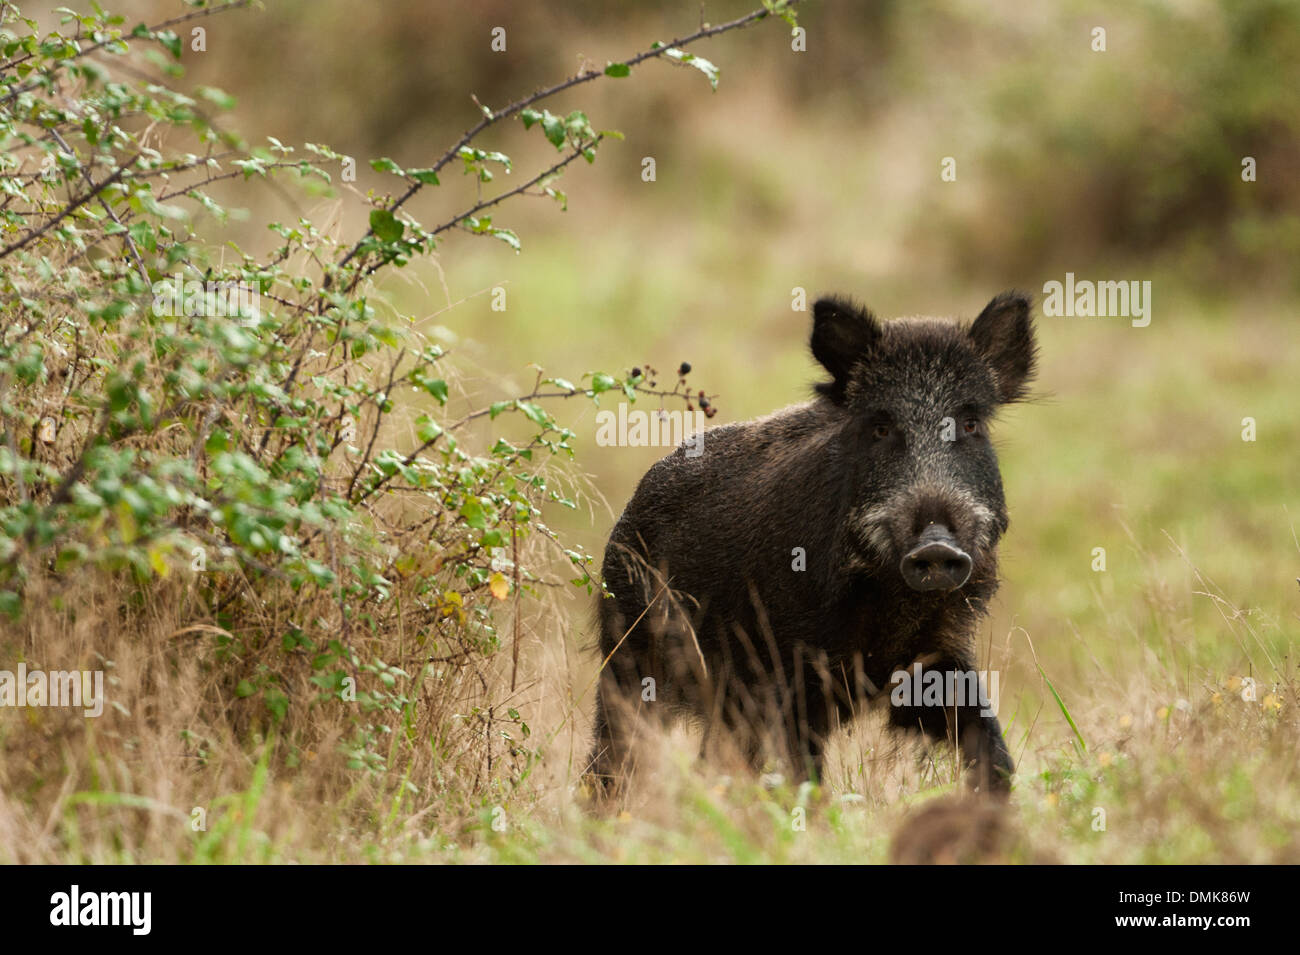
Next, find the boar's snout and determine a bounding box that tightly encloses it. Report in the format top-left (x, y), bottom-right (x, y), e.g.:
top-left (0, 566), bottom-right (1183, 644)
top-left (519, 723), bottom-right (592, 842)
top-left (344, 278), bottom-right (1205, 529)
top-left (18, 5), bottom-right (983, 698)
top-left (900, 524), bottom-right (973, 592)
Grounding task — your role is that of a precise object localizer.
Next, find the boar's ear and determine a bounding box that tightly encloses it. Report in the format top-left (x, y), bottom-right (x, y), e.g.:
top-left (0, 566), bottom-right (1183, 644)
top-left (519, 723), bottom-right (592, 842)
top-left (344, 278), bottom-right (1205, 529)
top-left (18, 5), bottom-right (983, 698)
top-left (811, 296), bottom-right (881, 402)
top-left (969, 291), bottom-right (1037, 403)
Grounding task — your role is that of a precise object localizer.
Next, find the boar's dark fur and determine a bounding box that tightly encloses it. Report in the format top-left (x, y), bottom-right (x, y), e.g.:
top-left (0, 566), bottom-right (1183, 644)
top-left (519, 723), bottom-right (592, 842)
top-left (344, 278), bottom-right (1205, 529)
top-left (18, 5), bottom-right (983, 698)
top-left (588, 292), bottom-right (1037, 798)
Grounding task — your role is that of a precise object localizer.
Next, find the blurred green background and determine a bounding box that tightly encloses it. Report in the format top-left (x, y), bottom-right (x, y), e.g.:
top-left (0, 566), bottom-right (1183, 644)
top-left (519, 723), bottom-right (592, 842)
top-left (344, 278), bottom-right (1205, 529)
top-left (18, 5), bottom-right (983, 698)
top-left (38, 0), bottom-right (1296, 674)
top-left (23, 0), bottom-right (1299, 848)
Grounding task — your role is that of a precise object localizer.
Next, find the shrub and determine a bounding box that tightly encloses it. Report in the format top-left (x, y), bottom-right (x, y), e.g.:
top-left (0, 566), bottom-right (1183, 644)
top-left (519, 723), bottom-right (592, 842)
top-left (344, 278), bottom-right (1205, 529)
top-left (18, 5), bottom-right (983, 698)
top-left (0, 0), bottom-right (775, 854)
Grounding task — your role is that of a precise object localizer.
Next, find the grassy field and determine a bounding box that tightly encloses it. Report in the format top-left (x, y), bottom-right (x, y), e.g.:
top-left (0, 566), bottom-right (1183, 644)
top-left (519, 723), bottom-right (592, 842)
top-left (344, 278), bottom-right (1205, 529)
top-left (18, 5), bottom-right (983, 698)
top-left (376, 276), bottom-right (1300, 865)
top-left (7, 272), bottom-right (1293, 865)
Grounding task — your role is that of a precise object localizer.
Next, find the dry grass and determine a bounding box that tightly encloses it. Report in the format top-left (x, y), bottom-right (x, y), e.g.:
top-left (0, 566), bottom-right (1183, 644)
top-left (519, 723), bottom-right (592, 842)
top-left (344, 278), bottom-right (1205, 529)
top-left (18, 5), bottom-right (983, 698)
top-left (4, 520), bottom-right (1295, 865)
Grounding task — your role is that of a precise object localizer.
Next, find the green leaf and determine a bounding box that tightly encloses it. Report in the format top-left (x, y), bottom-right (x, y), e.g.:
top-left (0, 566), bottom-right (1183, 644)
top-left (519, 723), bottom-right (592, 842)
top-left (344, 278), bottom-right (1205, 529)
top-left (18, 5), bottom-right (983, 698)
top-left (656, 44), bottom-right (720, 90)
top-left (763, 0), bottom-right (800, 27)
top-left (416, 415), bottom-right (443, 443)
top-left (235, 680), bottom-right (256, 698)
top-left (369, 208), bottom-right (403, 243)
top-left (155, 29), bottom-right (181, 60)
top-left (604, 62), bottom-right (630, 77)
top-left (197, 85), bottom-right (237, 110)
top-left (0, 591), bottom-right (21, 620)
top-left (265, 689), bottom-right (289, 722)
top-left (128, 220), bottom-right (158, 252)
top-left (515, 400), bottom-right (548, 426)
top-left (421, 378), bottom-right (448, 404)
top-left (491, 228), bottom-right (521, 253)
top-left (540, 110), bottom-right (566, 149)
top-left (408, 168), bottom-right (440, 185)
top-left (460, 497), bottom-right (488, 530)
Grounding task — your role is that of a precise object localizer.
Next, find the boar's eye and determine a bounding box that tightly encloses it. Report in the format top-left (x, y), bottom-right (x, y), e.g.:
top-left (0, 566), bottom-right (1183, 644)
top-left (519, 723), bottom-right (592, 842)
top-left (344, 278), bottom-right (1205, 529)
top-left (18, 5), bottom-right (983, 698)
top-left (963, 417), bottom-right (980, 435)
top-left (872, 423), bottom-right (891, 440)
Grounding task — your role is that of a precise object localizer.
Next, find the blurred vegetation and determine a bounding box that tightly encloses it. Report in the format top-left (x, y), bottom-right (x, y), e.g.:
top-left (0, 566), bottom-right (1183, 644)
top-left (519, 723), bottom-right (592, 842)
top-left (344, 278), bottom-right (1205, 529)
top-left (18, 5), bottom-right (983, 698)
top-left (64, 0), bottom-right (1299, 290)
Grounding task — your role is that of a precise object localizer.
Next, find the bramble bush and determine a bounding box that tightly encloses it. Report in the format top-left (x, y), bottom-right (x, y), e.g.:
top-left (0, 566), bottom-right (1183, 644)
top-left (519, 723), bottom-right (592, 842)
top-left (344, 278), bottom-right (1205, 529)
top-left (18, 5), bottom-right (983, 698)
top-left (0, 0), bottom-right (791, 827)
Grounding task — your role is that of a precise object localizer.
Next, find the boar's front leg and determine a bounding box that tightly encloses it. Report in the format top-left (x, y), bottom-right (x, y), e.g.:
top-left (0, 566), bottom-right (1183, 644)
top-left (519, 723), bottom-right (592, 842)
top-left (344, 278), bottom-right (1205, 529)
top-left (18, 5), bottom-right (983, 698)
top-left (888, 657), bottom-right (1014, 795)
top-left (955, 709), bottom-right (1014, 795)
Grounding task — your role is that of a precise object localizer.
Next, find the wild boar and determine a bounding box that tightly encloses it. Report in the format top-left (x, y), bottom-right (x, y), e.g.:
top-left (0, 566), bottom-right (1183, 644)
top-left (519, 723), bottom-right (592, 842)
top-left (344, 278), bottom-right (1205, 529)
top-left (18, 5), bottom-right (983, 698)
top-left (588, 292), bottom-right (1037, 797)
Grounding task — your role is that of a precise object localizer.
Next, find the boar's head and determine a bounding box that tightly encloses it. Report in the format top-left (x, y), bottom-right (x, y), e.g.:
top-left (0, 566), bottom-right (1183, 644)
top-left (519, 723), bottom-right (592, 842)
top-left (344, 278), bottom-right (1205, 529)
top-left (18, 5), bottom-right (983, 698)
top-left (811, 292), bottom-right (1037, 593)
